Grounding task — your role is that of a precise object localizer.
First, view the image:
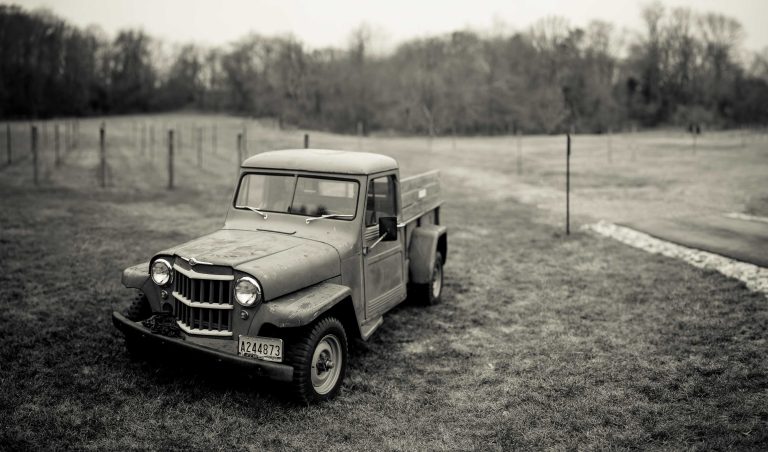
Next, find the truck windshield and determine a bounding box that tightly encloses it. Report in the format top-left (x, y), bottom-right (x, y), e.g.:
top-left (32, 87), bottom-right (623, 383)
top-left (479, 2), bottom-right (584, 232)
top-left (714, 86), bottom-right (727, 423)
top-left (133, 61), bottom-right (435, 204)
top-left (235, 174), bottom-right (358, 220)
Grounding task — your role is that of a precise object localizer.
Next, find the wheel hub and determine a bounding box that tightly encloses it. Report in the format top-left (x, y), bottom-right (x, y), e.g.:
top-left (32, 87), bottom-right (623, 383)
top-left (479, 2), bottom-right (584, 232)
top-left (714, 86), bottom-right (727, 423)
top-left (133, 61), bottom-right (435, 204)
top-left (316, 353), bottom-right (334, 372)
top-left (311, 334), bottom-right (343, 395)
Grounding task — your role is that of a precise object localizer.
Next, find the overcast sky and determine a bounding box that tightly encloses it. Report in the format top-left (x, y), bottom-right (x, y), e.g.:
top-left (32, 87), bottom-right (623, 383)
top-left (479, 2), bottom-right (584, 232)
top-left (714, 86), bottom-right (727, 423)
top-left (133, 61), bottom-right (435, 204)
top-left (8, 0), bottom-right (768, 52)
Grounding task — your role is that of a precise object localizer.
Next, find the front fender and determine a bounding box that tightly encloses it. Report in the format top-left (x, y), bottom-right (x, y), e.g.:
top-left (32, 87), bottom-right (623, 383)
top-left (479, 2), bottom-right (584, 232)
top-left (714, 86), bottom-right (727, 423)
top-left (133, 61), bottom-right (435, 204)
top-left (409, 225), bottom-right (447, 284)
top-left (122, 262), bottom-right (150, 289)
top-left (120, 261), bottom-right (163, 312)
top-left (259, 282), bottom-right (352, 329)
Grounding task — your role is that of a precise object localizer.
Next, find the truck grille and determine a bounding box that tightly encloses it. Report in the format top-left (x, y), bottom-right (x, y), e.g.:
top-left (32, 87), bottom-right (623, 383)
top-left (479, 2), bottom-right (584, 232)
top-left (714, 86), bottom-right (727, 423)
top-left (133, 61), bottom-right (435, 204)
top-left (174, 298), bottom-right (231, 332)
top-left (175, 271), bottom-right (232, 306)
top-left (172, 266), bottom-right (234, 337)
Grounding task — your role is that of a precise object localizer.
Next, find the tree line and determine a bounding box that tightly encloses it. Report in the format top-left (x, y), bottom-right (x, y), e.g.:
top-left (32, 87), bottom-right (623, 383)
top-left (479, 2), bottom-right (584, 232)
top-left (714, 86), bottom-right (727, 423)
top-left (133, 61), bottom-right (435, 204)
top-left (1, 3), bottom-right (767, 134)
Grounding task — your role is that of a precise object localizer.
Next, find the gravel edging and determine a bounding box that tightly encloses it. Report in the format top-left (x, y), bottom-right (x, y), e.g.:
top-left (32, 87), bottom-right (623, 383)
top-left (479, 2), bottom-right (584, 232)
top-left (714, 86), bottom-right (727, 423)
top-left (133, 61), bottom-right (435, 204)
top-left (724, 212), bottom-right (768, 224)
top-left (583, 220), bottom-right (768, 297)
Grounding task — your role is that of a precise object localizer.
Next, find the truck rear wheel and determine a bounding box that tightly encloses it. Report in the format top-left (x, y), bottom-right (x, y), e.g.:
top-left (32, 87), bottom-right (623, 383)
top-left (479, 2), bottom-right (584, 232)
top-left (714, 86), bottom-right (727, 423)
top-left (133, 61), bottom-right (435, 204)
top-left (286, 316), bottom-right (348, 404)
top-left (415, 251), bottom-right (443, 305)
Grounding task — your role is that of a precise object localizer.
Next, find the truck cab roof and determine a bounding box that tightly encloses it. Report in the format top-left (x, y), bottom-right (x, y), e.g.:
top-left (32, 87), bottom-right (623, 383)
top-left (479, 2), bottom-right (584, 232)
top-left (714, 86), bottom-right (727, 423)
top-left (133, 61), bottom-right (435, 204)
top-left (242, 149), bottom-right (398, 175)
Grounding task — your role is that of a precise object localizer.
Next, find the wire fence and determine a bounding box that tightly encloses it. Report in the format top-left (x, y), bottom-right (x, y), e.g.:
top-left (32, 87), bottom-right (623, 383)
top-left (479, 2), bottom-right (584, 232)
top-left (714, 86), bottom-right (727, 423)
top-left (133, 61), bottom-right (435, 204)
top-left (2, 115), bottom-right (766, 208)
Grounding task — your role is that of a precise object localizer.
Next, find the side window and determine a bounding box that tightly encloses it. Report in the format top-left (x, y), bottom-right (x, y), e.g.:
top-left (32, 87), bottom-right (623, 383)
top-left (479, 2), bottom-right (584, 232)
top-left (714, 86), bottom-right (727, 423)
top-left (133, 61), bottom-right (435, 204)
top-left (365, 175), bottom-right (397, 227)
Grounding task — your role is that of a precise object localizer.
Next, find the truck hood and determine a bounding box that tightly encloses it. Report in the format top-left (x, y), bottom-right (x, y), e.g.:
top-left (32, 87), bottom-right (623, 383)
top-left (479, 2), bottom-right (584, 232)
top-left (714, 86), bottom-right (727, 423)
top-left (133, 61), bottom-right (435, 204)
top-left (158, 229), bottom-right (340, 301)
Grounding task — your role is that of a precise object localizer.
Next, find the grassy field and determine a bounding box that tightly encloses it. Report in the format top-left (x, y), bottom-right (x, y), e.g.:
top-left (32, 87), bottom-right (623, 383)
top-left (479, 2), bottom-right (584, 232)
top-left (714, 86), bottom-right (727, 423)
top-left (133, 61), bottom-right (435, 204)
top-left (1, 114), bottom-right (767, 449)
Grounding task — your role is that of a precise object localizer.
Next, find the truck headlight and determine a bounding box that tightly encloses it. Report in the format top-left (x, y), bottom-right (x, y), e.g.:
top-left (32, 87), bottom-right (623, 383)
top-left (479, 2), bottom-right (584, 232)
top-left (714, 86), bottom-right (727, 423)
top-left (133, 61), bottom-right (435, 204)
top-left (151, 259), bottom-right (173, 286)
top-left (234, 276), bottom-right (262, 306)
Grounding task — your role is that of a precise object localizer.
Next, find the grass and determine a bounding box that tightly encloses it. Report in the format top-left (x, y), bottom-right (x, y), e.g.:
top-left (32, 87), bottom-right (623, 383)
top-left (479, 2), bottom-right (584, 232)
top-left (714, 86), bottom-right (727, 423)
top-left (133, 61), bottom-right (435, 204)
top-left (1, 114), bottom-right (767, 449)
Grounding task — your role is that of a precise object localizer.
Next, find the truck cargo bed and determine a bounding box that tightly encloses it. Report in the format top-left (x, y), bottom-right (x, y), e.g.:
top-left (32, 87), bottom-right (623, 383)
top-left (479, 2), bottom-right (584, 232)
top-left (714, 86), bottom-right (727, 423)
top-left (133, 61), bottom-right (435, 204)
top-left (400, 170), bottom-right (442, 223)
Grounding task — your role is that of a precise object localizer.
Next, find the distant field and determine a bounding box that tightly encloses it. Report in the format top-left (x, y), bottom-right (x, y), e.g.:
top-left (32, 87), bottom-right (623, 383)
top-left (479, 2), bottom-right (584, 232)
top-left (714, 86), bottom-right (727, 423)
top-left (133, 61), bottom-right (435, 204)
top-left (1, 114), bottom-right (767, 449)
top-left (3, 113), bottom-right (767, 225)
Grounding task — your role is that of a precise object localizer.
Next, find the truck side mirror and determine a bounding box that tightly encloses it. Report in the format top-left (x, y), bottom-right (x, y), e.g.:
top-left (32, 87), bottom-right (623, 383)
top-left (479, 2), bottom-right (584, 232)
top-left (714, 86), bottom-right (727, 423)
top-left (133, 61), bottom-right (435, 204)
top-left (378, 217), bottom-right (398, 241)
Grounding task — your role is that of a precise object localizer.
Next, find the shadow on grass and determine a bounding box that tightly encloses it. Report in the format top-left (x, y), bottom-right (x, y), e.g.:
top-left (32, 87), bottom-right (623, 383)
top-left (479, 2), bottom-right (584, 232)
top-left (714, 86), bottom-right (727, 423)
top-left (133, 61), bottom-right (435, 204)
top-left (117, 337), bottom-right (297, 407)
top-left (112, 319), bottom-right (388, 407)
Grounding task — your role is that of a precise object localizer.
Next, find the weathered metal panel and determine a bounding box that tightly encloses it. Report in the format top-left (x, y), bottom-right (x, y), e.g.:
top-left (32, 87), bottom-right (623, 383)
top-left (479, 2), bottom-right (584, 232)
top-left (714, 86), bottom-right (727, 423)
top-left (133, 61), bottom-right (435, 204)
top-left (159, 229), bottom-right (308, 268)
top-left (400, 170), bottom-right (442, 223)
top-left (261, 283), bottom-right (352, 328)
top-left (236, 241), bottom-right (341, 301)
top-left (364, 246), bottom-right (406, 317)
top-left (155, 229), bottom-right (342, 301)
top-left (121, 262), bottom-right (150, 288)
top-left (121, 261), bottom-right (164, 312)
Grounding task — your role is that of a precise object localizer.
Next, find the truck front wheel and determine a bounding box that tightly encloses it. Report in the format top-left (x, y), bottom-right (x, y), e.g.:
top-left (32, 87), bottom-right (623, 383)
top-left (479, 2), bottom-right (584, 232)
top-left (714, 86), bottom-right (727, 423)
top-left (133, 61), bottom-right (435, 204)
top-left (124, 291), bottom-right (152, 321)
top-left (122, 292), bottom-right (152, 357)
top-left (286, 316), bottom-right (348, 404)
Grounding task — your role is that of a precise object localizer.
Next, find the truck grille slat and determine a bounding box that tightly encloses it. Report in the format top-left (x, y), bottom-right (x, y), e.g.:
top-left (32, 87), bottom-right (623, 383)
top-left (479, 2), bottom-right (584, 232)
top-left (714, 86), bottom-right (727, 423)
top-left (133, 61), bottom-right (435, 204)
top-left (173, 266), bottom-right (233, 336)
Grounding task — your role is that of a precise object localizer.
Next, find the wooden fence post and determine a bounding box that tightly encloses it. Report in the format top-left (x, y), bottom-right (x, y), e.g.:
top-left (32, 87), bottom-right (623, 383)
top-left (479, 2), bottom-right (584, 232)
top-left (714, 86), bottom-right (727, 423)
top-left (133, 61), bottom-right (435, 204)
top-left (55, 124), bottom-right (60, 167)
top-left (304, 133), bottom-right (309, 148)
top-left (6, 124), bottom-right (11, 165)
top-left (566, 133), bottom-right (571, 236)
top-left (168, 130), bottom-right (174, 190)
top-left (99, 123), bottom-right (106, 188)
top-left (31, 125), bottom-right (38, 185)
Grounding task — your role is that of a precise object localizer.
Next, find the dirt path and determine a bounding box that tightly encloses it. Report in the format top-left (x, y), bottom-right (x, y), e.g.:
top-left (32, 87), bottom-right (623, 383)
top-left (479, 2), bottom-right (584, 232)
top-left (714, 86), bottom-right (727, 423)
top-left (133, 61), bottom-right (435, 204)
top-left (622, 214), bottom-right (768, 268)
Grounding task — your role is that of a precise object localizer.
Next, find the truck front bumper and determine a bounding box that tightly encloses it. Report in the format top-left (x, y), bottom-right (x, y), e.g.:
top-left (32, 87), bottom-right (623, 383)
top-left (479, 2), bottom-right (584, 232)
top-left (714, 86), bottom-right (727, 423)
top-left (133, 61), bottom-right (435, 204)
top-left (111, 311), bottom-right (294, 382)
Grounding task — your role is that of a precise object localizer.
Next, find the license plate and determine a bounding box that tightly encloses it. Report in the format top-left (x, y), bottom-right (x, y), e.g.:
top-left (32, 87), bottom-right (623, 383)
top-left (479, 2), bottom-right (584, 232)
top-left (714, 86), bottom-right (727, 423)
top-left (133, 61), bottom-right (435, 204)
top-left (238, 335), bottom-right (283, 362)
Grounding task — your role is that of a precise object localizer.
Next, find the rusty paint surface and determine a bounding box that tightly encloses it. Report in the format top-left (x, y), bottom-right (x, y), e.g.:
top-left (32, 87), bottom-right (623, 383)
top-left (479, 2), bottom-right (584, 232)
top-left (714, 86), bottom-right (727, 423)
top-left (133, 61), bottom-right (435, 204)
top-left (262, 283), bottom-right (351, 328)
top-left (121, 261), bottom-right (149, 288)
top-left (157, 229), bottom-right (340, 301)
top-left (158, 229), bottom-right (304, 266)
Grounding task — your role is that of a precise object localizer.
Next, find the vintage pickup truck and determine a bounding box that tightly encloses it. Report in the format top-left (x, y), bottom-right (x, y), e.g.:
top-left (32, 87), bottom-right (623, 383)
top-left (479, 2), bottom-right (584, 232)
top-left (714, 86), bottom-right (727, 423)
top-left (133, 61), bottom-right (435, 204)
top-left (113, 149), bottom-right (447, 403)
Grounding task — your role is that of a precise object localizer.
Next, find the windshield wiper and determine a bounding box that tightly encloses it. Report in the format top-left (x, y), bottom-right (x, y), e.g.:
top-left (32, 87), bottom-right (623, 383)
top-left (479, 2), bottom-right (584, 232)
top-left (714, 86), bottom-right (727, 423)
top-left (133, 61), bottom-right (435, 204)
top-left (236, 205), bottom-right (268, 220)
top-left (305, 214), bottom-right (353, 224)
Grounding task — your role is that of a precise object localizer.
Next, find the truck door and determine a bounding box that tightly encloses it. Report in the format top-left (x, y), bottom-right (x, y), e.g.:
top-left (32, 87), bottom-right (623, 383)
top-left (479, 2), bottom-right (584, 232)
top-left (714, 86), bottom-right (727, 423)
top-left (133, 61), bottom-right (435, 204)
top-left (362, 174), bottom-right (406, 318)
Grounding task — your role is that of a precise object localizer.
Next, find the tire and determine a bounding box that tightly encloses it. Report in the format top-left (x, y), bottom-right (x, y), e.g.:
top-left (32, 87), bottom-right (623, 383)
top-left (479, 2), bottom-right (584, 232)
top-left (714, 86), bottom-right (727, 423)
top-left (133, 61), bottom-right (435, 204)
top-left (122, 292), bottom-right (152, 358)
top-left (415, 251), bottom-right (444, 305)
top-left (285, 316), bottom-right (348, 404)
top-left (123, 291), bottom-right (152, 321)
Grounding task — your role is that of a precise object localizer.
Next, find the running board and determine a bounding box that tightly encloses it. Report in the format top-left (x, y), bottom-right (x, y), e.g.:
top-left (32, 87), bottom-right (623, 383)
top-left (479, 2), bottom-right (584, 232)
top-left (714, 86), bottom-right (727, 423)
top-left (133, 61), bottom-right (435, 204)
top-left (360, 316), bottom-right (383, 341)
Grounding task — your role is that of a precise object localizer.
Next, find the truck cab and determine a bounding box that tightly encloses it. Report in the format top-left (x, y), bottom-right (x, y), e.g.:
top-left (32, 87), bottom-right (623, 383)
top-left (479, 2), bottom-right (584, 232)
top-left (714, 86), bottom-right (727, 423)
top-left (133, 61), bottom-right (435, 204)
top-left (114, 149), bottom-right (447, 403)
